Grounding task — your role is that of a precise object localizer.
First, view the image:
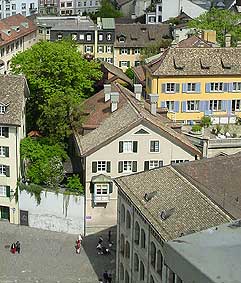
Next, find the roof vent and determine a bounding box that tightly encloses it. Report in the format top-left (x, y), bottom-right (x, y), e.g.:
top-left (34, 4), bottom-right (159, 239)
top-left (144, 191), bottom-right (157, 202)
top-left (228, 219), bottom-right (241, 229)
top-left (160, 208), bottom-right (175, 220)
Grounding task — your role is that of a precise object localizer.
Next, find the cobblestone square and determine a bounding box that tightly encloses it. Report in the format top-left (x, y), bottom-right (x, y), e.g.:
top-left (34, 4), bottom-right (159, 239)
top-left (0, 221), bottom-right (116, 283)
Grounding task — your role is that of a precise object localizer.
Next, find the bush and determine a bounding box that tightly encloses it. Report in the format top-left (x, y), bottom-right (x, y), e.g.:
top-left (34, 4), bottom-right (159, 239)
top-left (191, 125), bottom-right (202, 132)
top-left (200, 116), bottom-right (212, 128)
top-left (66, 175), bottom-right (84, 194)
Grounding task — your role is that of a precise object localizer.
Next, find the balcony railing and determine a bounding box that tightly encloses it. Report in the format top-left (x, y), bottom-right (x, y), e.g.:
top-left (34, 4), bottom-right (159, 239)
top-left (94, 194), bottom-right (110, 203)
top-left (208, 138), bottom-right (241, 148)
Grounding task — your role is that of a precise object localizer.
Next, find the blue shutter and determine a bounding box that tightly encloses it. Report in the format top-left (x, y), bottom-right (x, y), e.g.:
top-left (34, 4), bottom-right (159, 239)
top-left (224, 83), bottom-right (228, 92)
top-left (175, 84), bottom-right (180, 93)
top-left (205, 83), bottom-right (210, 93)
top-left (227, 100), bottom-right (232, 114)
top-left (161, 101), bottom-right (166, 108)
top-left (205, 101), bottom-right (212, 115)
top-left (182, 83), bottom-right (187, 93)
top-left (229, 83), bottom-right (233, 92)
top-left (174, 101), bottom-right (179, 112)
top-left (221, 100), bottom-right (227, 111)
top-left (195, 83), bottom-right (201, 93)
top-left (182, 101), bottom-right (187, 112)
top-left (199, 101), bottom-right (206, 112)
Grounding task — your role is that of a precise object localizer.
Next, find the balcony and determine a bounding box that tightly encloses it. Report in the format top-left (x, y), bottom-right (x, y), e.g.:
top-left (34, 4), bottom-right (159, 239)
top-left (94, 194), bottom-right (110, 203)
top-left (208, 138), bottom-right (241, 149)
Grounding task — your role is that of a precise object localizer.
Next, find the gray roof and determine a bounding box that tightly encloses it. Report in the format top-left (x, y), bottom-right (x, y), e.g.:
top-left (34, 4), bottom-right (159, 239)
top-left (146, 47), bottom-right (241, 77)
top-left (164, 220), bottom-right (241, 283)
top-left (115, 165), bottom-right (231, 241)
top-left (102, 18), bottom-right (115, 30)
top-left (0, 75), bottom-right (27, 126)
top-left (75, 83), bottom-right (200, 156)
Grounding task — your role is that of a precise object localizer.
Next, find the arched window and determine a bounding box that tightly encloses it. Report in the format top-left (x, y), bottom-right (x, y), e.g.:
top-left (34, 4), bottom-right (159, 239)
top-left (150, 242), bottom-right (156, 268)
top-left (125, 241), bottom-right (130, 259)
top-left (150, 275), bottom-right (155, 283)
top-left (134, 253), bottom-right (139, 272)
top-left (140, 261), bottom-right (145, 281)
top-left (157, 250), bottom-right (163, 278)
top-left (120, 234), bottom-right (125, 255)
top-left (134, 221), bottom-right (140, 245)
top-left (125, 270), bottom-right (129, 283)
top-left (140, 229), bottom-right (146, 249)
top-left (121, 204), bottom-right (125, 223)
top-left (126, 210), bottom-right (131, 229)
top-left (120, 263), bottom-right (124, 280)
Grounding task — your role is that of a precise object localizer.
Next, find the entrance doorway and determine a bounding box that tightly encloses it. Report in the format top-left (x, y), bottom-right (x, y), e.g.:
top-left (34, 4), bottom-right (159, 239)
top-left (0, 206), bottom-right (10, 221)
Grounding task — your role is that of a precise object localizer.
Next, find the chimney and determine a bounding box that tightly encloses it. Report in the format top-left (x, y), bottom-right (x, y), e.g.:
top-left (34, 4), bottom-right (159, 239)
top-left (104, 84), bottom-right (111, 102)
top-left (225, 33), bottom-right (231, 48)
top-left (110, 92), bottom-right (119, 112)
top-left (149, 94), bottom-right (159, 116)
top-left (134, 84), bottom-right (142, 101)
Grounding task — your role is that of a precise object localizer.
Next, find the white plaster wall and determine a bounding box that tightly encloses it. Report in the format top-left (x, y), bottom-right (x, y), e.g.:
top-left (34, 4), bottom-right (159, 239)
top-left (19, 190), bottom-right (85, 234)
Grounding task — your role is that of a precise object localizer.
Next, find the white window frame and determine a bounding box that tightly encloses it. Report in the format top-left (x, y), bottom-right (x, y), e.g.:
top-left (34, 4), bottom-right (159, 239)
top-left (0, 146), bottom-right (6, 157)
top-left (57, 34), bottom-right (63, 40)
top-left (119, 36), bottom-right (125, 43)
top-left (98, 33), bottom-right (103, 41)
top-left (120, 48), bottom-right (128, 55)
top-left (187, 83), bottom-right (196, 92)
top-left (85, 45), bottom-right (93, 53)
top-left (0, 127), bottom-right (7, 137)
top-left (171, 160), bottom-right (189, 164)
top-left (97, 46), bottom-right (104, 53)
top-left (106, 46), bottom-right (112, 53)
top-left (150, 140), bottom-right (160, 153)
top-left (233, 82), bottom-right (241, 92)
top-left (134, 48), bottom-right (140, 54)
top-left (166, 101), bottom-right (174, 111)
top-left (86, 34), bottom-right (92, 41)
top-left (210, 82), bottom-right (223, 92)
top-left (79, 34), bottom-right (84, 40)
top-left (106, 33), bottom-right (112, 41)
top-left (166, 83), bottom-right (175, 93)
top-left (0, 185), bottom-right (6, 197)
top-left (209, 100), bottom-right (222, 111)
top-left (97, 161), bottom-right (107, 172)
top-left (120, 61), bottom-right (129, 67)
top-left (187, 100), bottom-right (199, 112)
top-left (232, 100), bottom-right (241, 111)
top-left (149, 160), bottom-right (160, 169)
top-left (0, 104), bottom-right (6, 114)
top-left (106, 58), bottom-right (113, 63)
top-left (71, 33), bottom-right (77, 41)
top-left (0, 165), bottom-right (6, 176)
top-left (123, 161), bottom-right (133, 172)
top-left (123, 141), bottom-right (133, 153)
top-left (95, 183), bottom-right (109, 195)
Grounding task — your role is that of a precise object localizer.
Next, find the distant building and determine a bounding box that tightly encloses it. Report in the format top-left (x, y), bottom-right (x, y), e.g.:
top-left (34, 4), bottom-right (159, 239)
top-left (0, 75), bottom-right (28, 224)
top-left (0, 0), bottom-right (38, 19)
top-left (0, 14), bottom-right (37, 74)
top-left (38, 0), bottom-right (58, 15)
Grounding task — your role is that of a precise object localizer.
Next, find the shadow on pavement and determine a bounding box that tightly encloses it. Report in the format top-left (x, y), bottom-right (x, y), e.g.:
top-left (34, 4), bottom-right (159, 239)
top-left (83, 225), bottom-right (117, 282)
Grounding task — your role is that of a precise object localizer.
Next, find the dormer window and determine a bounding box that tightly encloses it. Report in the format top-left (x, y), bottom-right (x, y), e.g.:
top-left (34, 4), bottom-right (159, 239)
top-left (57, 33), bottom-right (63, 40)
top-left (0, 104), bottom-right (6, 114)
top-left (119, 36), bottom-right (126, 43)
top-left (106, 33), bottom-right (112, 41)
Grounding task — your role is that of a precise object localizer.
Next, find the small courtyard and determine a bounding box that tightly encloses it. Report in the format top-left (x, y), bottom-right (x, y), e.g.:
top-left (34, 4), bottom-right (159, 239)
top-left (0, 221), bottom-right (116, 283)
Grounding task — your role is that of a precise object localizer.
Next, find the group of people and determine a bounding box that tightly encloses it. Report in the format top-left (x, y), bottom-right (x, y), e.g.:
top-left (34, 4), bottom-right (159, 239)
top-left (10, 241), bottom-right (21, 254)
top-left (96, 230), bottom-right (113, 256)
top-left (75, 234), bottom-right (83, 254)
top-left (99, 270), bottom-right (112, 283)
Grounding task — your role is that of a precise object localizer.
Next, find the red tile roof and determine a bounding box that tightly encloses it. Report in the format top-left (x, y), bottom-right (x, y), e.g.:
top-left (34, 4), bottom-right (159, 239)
top-left (0, 14), bottom-right (37, 47)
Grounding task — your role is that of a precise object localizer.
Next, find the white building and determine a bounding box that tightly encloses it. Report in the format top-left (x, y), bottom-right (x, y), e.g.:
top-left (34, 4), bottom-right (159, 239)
top-left (0, 75), bottom-right (28, 224)
top-left (0, 0), bottom-right (38, 19)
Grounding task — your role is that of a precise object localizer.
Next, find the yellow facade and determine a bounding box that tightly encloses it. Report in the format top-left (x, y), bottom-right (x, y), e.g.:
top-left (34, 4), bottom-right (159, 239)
top-left (146, 72), bottom-right (241, 122)
top-left (114, 47), bottom-right (141, 71)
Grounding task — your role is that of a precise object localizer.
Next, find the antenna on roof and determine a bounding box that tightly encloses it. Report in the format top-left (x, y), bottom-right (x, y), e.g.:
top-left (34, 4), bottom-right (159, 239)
top-left (144, 191), bottom-right (157, 202)
top-left (160, 208), bottom-right (175, 220)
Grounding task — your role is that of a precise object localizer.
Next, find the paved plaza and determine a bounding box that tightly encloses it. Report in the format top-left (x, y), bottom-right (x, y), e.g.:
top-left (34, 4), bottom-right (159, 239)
top-left (0, 221), bottom-right (116, 283)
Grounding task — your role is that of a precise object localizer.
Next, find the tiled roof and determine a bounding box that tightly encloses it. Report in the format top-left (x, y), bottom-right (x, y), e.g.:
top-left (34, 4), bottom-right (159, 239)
top-left (114, 24), bottom-right (171, 48)
top-left (115, 165), bottom-right (231, 241)
top-left (132, 65), bottom-right (145, 85)
top-left (0, 14), bottom-right (37, 47)
top-left (173, 153), bottom-right (241, 219)
top-left (0, 75), bottom-right (27, 126)
top-left (101, 62), bottom-right (133, 85)
top-left (102, 18), bottom-right (115, 30)
top-left (75, 83), bottom-right (201, 156)
top-left (145, 47), bottom-right (241, 76)
top-left (176, 35), bottom-right (213, 48)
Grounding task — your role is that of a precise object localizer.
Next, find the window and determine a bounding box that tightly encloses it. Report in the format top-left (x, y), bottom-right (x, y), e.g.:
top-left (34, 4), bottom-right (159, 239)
top-left (83, 1), bottom-right (86, 5)
top-left (187, 100), bottom-right (199, 111)
top-left (21, 3), bottom-right (26, 9)
top-left (125, 270), bottom-right (130, 283)
top-left (46, 29), bottom-right (50, 35)
top-left (57, 34), bottom-right (63, 40)
top-left (140, 261), bottom-right (145, 281)
top-left (125, 241), bottom-right (130, 258)
top-left (171, 160), bottom-right (189, 164)
top-left (120, 48), bottom-right (129, 55)
top-left (86, 34), bottom-right (92, 41)
top-left (79, 34), bottom-right (84, 40)
top-left (210, 82), bottom-right (223, 92)
top-left (144, 160), bottom-right (163, 170)
top-left (90, 0), bottom-right (92, 6)
top-left (98, 46), bottom-right (104, 53)
top-left (120, 234), bottom-right (125, 255)
top-left (106, 58), bottom-right (113, 63)
top-left (0, 185), bottom-right (10, 197)
top-left (233, 82), bottom-right (241, 92)
top-left (150, 141), bottom-right (159, 152)
top-left (6, 4), bottom-right (10, 10)
top-left (11, 43), bottom-right (14, 52)
top-left (151, 242), bottom-right (156, 267)
top-left (98, 33), bottom-right (103, 41)
top-left (232, 100), bottom-right (241, 111)
top-left (166, 101), bottom-right (174, 111)
top-left (85, 46), bottom-right (93, 53)
top-left (0, 127), bottom-right (9, 137)
top-left (95, 184), bottom-right (108, 195)
top-left (107, 33), bottom-right (112, 41)
top-left (134, 221), bottom-right (140, 244)
top-left (166, 83), bottom-right (175, 93)
top-left (0, 165), bottom-right (9, 176)
top-left (119, 161), bottom-right (137, 173)
top-left (1, 48), bottom-right (4, 57)
top-left (66, 2), bottom-right (72, 6)
top-left (30, 2), bottom-right (35, 9)
top-left (134, 48), bottom-right (140, 54)
top-left (0, 146), bottom-right (9, 157)
top-left (134, 61), bottom-right (140, 67)
top-left (119, 36), bottom-right (125, 43)
top-left (119, 141), bottom-right (138, 153)
top-left (141, 229), bottom-right (146, 249)
top-left (121, 204), bottom-right (125, 223)
top-left (148, 16), bottom-right (156, 23)
top-left (106, 46), bottom-right (112, 53)
top-left (209, 100), bottom-right (222, 111)
top-left (120, 263), bottom-right (124, 280)
top-left (92, 161), bottom-right (111, 173)
top-left (78, 1), bottom-right (81, 6)
top-left (187, 83), bottom-right (196, 92)
top-left (157, 250), bottom-right (163, 278)
top-left (134, 253), bottom-right (139, 272)
top-left (0, 104), bottom-right (6, 114)
top-left (126, 210), bottom-right (131, 229)
top-left (71, 33), bottom-right (77, 40)
top-left (12, 11), bottom-right (16, 15)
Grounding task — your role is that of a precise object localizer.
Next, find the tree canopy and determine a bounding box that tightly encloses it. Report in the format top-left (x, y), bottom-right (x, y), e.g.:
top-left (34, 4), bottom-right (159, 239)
top-left (188, 8), bottom-right (241, 46)
top-left (11, 40), bottom-right (102, 143)
top-left (90, 0), bottom-right (123, 19)
top-left (140, 39), bottom-right (172, 60)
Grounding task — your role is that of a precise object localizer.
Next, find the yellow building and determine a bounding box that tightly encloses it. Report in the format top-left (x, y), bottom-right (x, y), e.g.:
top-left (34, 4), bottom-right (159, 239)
top-left (145, 47), bottom-right (241, 124)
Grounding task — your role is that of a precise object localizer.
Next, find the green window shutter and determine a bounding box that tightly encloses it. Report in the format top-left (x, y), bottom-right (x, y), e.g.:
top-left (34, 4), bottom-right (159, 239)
top-left (118, 161), bottom-right (123, 173)
top-left (5, 166), bottom-right (10, 177)
top-left (127, 61), bottom-right (130, 67)
top-left (132, 161), bottom-right (137, 172)
top-left (4, 127), bottom-right (9, 138)
top-left (133, 141), bottom-right (138, 153)
top-left (107, 161), bottom-right (111, 173)
top-left (175, 83), bottom-right (180, 93)
top-left (90, 183), bottom-right (94, 194)
top-left (144, 161), bottom-right (149, 171)
top-left (92, 162), bottom-right (97, 173)
top-left (127, 48), bottom-right (130, 54)
top-left (5, 147), bottom-right (9, 157)
top-left (109, 182), bottom-right (113, 193)
top-left (162, 84), bottom-right (166, 93)
top-left (119, 61), bottom-right (121, 67)
top-left (119, 141), bottom-right (123, 153)
top-left (119, 49), bottom-right (121, 55)
top-left (132, 48), bottom-right (135, 54)
top-left (6, 186), bottom-right (10, 197)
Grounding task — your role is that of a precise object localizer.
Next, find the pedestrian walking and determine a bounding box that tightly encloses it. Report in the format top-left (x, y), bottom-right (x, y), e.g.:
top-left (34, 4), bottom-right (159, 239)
top-left (98, 236), bottom-right (103, 245)
top-left (103, 270), bottom-right (109, 283)
top-left (10, 243), bottom-right (16, 254)
top-left (15, 241), bottom-right (21, 254)
top-left (76, 239), bottom-right (81, 254)
top-left (107, 272), bottom-right (112, 283)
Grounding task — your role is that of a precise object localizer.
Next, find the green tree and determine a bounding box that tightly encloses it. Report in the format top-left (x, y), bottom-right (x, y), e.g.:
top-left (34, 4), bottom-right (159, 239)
top-left (125, 68), bottom-right (134, 80)
top-left (11, 40), bottom-right (102, 142)
top-left (188, 8), bottom-right (241, 46)
top-left (95, 0), bottom-right (122, 18)
top-left (140, 39), bottom-right (172, 61)
top-left (66, 174), bottom-right (84, 194)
